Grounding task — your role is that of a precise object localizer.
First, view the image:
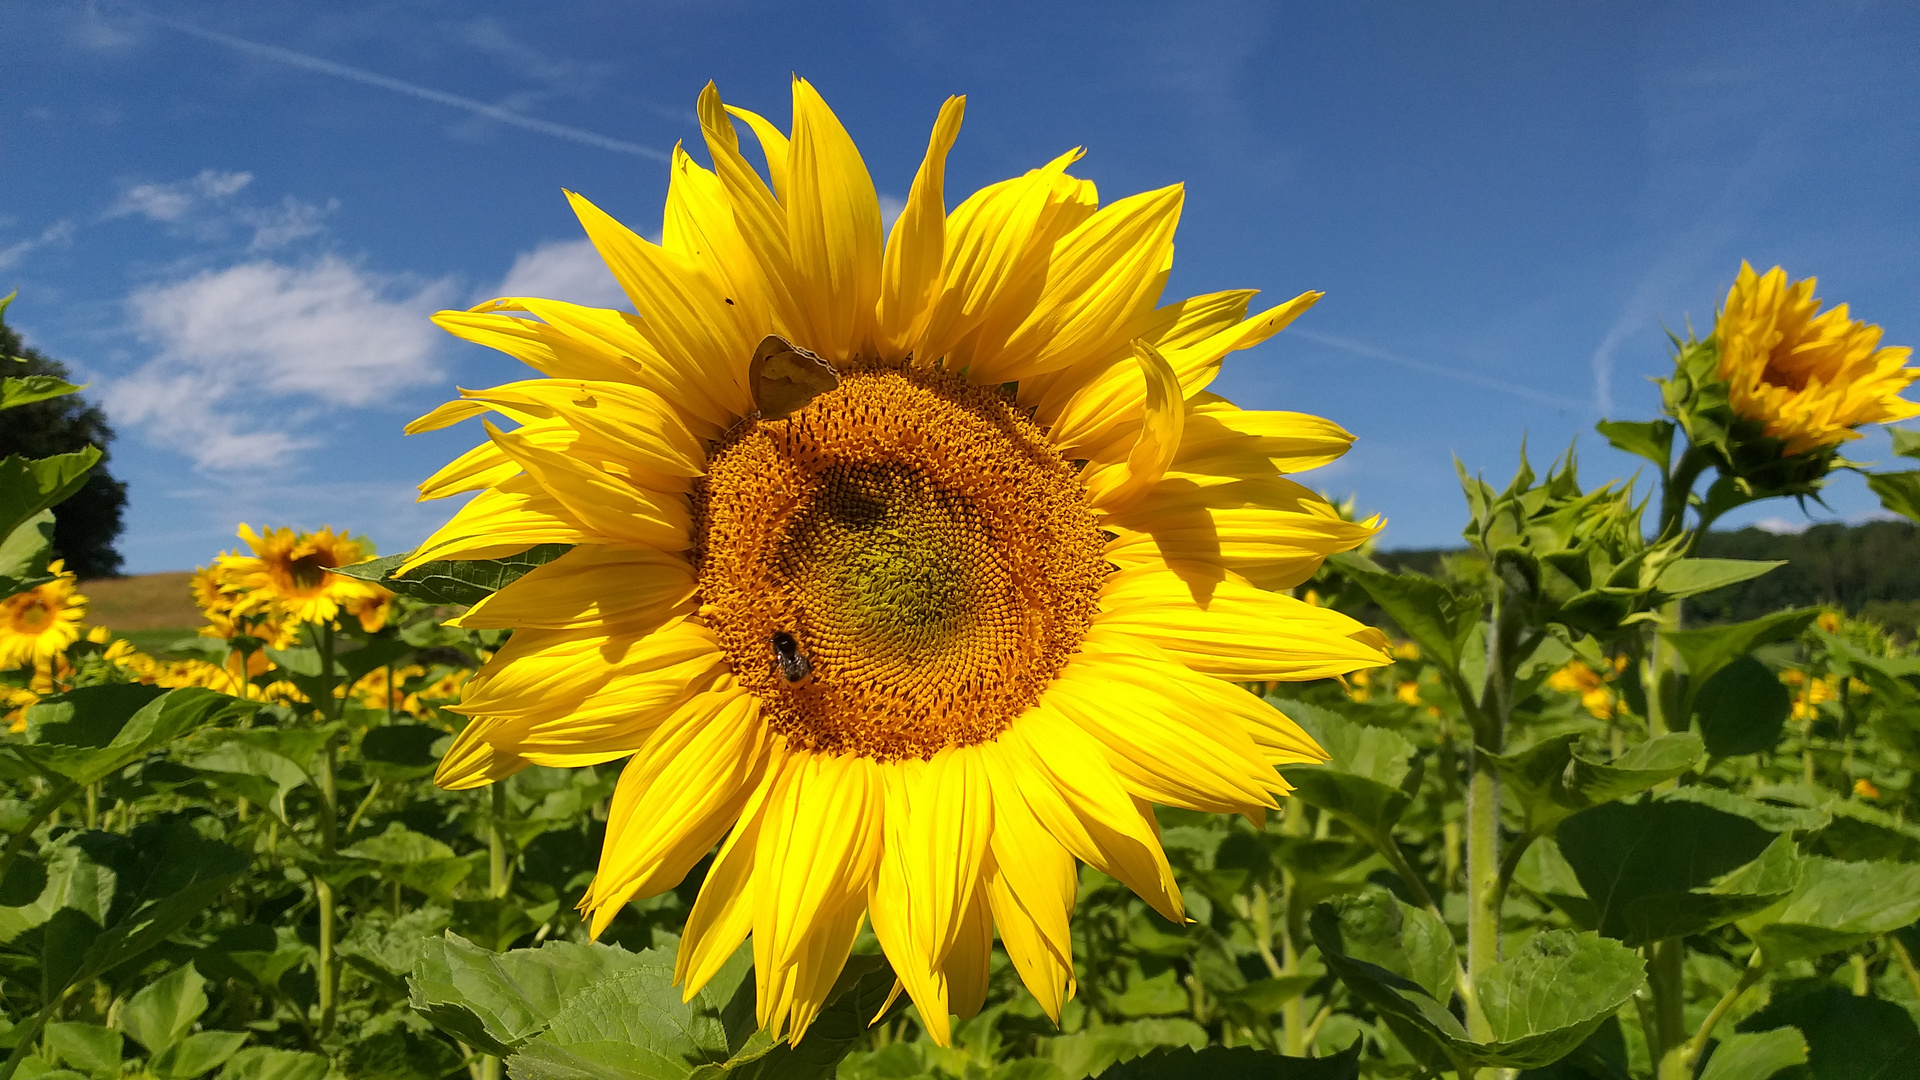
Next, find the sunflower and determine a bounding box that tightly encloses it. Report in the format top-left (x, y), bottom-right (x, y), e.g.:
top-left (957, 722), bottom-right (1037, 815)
top-left (1716, 262), bottom-right (1918, 456)
top-left (0, 561), bottom-right (87, 670)
top-left (219, 526), bottom-right (393, 632)
top-left (413, 78), bottom-right (1387, 1044)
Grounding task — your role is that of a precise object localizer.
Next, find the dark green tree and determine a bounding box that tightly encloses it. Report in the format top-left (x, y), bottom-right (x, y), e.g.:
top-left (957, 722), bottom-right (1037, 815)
top-left (0, 318), bottom-right (128, 578)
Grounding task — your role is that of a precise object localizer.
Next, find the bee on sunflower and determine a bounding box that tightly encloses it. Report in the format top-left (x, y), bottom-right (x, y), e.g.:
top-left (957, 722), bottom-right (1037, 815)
top-left (411, 78), bottom-right (1388, 1044)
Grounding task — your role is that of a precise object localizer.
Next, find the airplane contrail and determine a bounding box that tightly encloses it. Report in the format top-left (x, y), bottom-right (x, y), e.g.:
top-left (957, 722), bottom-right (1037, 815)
top-left (1291, 328), bottom-right (1588, 411)
top-left (152, 16), bottom-right (672, 162)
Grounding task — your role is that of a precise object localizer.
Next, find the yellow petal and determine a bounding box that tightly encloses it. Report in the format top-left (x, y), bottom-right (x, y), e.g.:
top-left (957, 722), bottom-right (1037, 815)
top-left (985, 706), bottom-right (1184, 922)
top-left (753, 753), bottom-right (882, 1022)
top-left (586, 686), bottom-right (768, 919)
top-left (671, 741), bottom-right (786, 972)
top-left (1091, 340), bottom-right (1184, 509)
top-left (452, 544), bottom-right (695, 632)
top-left (983, 849), bottom-right (1075, 1023)
top-left (484, 421), bottom-right (691, 550)
top-left (567, 190), bottom-right (755, 408)
top-left (488, 297), bottom-right (736, 433)
top-left (876, 96), bottom-right (964, 361)
top-left (1094, 564), bottom-right (1390, 681)
top-left (664, 143), bottom-right (772, 334)
top-left (723, 103), bottom-right (791, 203)
top-left (1175, 397), bottom-right (1356, 477)
top-left (1102, 479), bottom-right (1378, 590)
top-left (1045, 647), bottom-right (1281, 816)
top-left (943, 884), bottom-right (994, 1023)
top-left (401, 479), bottom-right (588, 573)
top-left (971, 184), bottom-right (1183, 385)
top-left (785, 77), bottom-right (884, 360)
top-left (699, 85), bottom-right (809, 343)
top-left (430, 309), bottom-right (650, 389)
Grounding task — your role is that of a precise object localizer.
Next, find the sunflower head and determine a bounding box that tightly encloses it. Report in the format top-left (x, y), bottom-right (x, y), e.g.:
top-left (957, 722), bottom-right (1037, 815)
top-left (219, 525), bottom-right (392, 628)
top-left (1665, 263), bottom-right (1917, 495)
top-left (410, 77), bottom-right (1388, 1045)
top-left (0, 561), bottom-right (87, 670)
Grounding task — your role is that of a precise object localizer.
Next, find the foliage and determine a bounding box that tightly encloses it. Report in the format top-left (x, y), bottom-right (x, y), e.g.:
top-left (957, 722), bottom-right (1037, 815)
top-left (0, 306), bottom-right (128, 580)
top-left (0, 277), bottom-right (1917, 1080)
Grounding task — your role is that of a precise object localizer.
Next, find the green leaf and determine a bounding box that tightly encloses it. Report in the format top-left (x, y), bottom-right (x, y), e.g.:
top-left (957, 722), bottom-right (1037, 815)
top-left (1276, 704), bottom-right (1422, 836)
top-left (1891, 425), bottom-right (1920, 460)
top-left (0, 447), bottom-right (101, 544)
top-left (1325, 553), bottom-right (1479, 671)
top-left (0, 376), bottom-right (84, 411)
top-left (1555, 797), bottom-right (1794, 945)
top-left (117, 964), bottom-right (208, 1054)
top-left (1693, 656), bottom-right (1792, 757)
top-left (43, 1023), bottom-right (120, 1080)
top-left (0, 511), bottom-right (56, 597)
top-left (1661, 608), bottom-right (1821, 713)
top-left (334, 544), bottom-right (572, 607)
top-left (1043, 1019), bottom-right (1209, 1080)
top-left (1311, 891), bottom-right (1644, 1070)
top-left (1488, 733), bottom-right (1702, 836)
top-left (1739, 984), bottom-right (1919, 1080)
top-left (1595, 419), bottom-right (1674, 471)
top-left (1653, 558), bottom-right (1783, 600)
top-left (150, 1031), bottom-right (250, 1080)
top-left (15, 687), bottom-right (259, 786)
top-left (59, 822), bottom-right (249, 992)
top-left (359, 724), bottom-right (446, 781)
top-left (1097, 1043), bottom-right (1361, 1079)
top-left (1697, 1027), bottom-right (1807, 1080)
top-left (214, 1048), bottom-right (331, 1080)
top-left (1866, 470), bottom-right (1920, 525)
top-left (1748, 858), bottom-right (1920, 963)
top-left (408, 933), bottom-right (661, 1056)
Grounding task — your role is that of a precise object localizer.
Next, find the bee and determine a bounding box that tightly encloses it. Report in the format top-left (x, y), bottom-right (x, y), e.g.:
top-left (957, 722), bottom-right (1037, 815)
top-left (769, 630), bottom-right (814, 687)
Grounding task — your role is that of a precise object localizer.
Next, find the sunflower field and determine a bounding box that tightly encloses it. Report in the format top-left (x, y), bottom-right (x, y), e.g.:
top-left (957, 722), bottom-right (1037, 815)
top-left (5, 83), bottom-right (1920, 1080)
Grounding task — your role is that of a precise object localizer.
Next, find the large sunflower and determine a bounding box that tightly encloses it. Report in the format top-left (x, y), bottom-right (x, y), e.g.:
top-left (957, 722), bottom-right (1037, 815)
top-left (1716, 262), bottom-right (1918, 456)
top-left (414, 79), bottom-right (1387, 1044)
top-left (0, 561), bottom-right (87, 670)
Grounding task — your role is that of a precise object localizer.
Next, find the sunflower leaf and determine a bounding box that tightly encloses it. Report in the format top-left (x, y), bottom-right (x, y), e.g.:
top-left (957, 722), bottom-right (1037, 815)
top-left (1693, 655), bottom-right (1792, 757)
top-left (1595, 419), bottom-right (1675, 472)
top-left (1653, 558), bottom-right (1784, 600)
top-left (1276, 705), bottom-right (1421, 836)
top-left (1096, 1043), bottom-right (1362, 1079)
top-left (1487, 732), bottom-right (1701, 836)
top-left (1889, 425), bottom-right (1920, 460)
top-left (333, 544), bottom-right (573, 607)
top-left (13, 687), bottom-right (254, 787)
top-left (0, 375), bottom-right (84, 412)
top-left (1311, 890), bottom-right (1644, 1070)
top-left (1744, 858), bottom-right (1920, 964)
top-left (1326, 553), bottom-right (1479, 673)
top-left (0, 446), bottom-right (100, 546)
top-left (1865, 470), bottom-right (1920, 525)
top-left (1697, 1027), bottom-right (1808, 1080)
top-left (1554, 797), bottom-right (1798, 946)
top-left (1660, 608), bottom-right (1821, 717)
top-left (0, 509), bottom-right (57, 598)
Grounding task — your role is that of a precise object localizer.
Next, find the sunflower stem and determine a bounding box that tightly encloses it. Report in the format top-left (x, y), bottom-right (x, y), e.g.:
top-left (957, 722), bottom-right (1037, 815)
top-left (312, 620), bottom-right (341, 1039)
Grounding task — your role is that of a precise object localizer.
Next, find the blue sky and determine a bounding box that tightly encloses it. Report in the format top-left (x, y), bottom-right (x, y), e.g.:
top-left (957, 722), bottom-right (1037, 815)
top-left (5, 1), bottom-right (1917, 574)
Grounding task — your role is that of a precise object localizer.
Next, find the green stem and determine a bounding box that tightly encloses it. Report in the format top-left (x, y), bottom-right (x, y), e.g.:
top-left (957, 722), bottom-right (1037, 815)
top-left (0, 779), bottom-right (79, 887)
top-left (1658, 446), bottom-right (1712, 543)
top-left (1465, 582), bottom-right (1519, 1050)
top-left (1279, 800), bottom-right (1308, 1056)
top-left (1893, 935), bottom-right (1920, 1003)
top-left (489, 781), bottom-right (510, 898)
top-left (1675, 950), bottom-right (1766, 1075)
top-left (1647, 940), bottom-right (1689, 1074)
top-left (312, 622), bottom-right (341, 1038)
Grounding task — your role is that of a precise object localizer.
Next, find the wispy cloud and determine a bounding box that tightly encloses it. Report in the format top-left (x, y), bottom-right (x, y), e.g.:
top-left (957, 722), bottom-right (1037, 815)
top-left (106, 169), bottom-right (254, 223)
top-left (0, 220), bottom-right (76, 272)
top-left (108, 255), bottom-right (452, 470)
top-left (150, 16), bottom-right (670, 162)
top-left (1291, 329), bottom-right (1588, 411)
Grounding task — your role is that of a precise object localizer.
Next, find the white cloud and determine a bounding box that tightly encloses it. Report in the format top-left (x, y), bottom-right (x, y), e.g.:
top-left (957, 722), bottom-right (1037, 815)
top-left (108, 169), bottom-right (253, 223)
top-left (479, 238), bottom-right (628, 309)
top-left (1752, 516), bottom-right (1809, 535)
top-left (879, 195), bottom-right (906, 235)
top-left (242, 196), bottom-right (339, 251)
top-left (0, 220), bottom-right (75, 271)
top-left (109, 256), bottom-right (452, 470)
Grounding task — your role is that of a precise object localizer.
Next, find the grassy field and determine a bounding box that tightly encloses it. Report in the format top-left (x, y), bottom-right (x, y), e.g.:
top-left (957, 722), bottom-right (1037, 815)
top-left (76, 573), bottom-right (203, 657)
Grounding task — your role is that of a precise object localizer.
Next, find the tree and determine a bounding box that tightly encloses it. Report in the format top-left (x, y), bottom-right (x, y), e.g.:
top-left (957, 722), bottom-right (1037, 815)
top-left (0, 315), bottom-right (128, 578)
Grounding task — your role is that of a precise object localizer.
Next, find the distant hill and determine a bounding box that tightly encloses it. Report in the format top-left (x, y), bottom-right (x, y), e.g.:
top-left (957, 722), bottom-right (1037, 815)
top-left (1375, 520), bottom-right (1920, 634)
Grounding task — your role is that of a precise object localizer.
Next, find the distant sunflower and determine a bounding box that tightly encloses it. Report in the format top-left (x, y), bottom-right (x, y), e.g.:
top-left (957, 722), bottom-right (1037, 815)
top-left (0, 561), bottom-right (87, 670)
top-left (220, 526), bottom-right (392, 632)
top-left (414, 78), bottom-right (1388, 1044)
top-left (1716, 262), bottom-right (1918, 455)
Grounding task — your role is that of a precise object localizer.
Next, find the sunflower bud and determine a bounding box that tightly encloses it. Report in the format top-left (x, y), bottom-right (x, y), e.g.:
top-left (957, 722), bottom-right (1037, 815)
top-left (1663, 263), bottom-right (1918, 501)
